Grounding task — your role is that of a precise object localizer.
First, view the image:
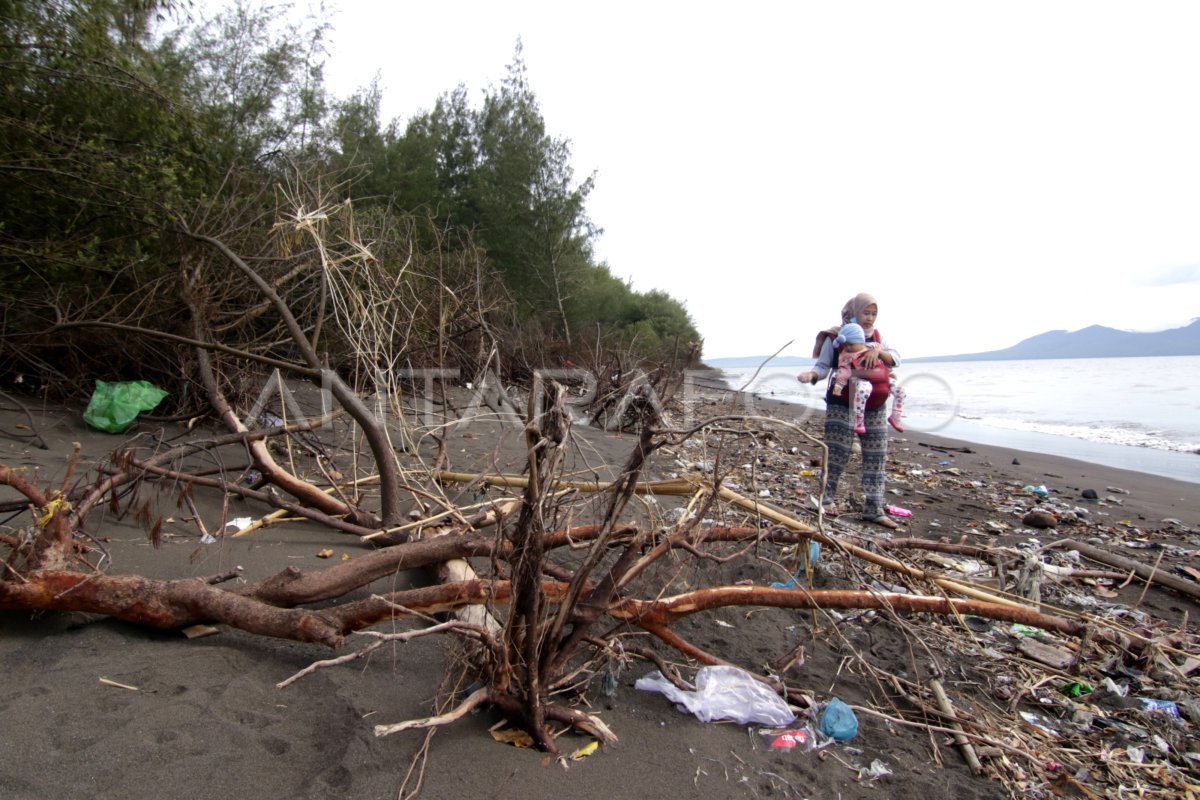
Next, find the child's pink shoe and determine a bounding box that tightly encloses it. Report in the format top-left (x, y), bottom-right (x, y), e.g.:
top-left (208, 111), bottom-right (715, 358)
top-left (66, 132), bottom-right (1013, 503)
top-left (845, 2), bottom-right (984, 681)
top-left (888, 416), bottom-right (904, 432)
top-left (854, 418), bottom-right (866, 434)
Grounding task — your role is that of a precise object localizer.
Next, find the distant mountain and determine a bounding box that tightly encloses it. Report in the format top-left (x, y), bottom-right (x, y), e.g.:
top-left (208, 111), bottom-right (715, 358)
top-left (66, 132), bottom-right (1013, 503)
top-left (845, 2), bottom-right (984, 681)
top-left (909, 318), bottom-right (1200, 362)
top-left (704, 319), bottom-right (1200, 366)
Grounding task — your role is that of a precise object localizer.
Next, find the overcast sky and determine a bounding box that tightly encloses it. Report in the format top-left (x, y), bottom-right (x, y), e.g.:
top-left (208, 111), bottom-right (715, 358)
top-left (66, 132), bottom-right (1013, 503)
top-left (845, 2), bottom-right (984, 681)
top-left (316, 0), bottom-right (1200, 359)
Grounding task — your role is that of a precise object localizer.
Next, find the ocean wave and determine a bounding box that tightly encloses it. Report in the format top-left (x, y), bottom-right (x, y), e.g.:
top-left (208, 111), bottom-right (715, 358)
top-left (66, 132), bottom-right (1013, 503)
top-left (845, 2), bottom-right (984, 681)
top-left (966, 416), bottom-right (1200, 454)
top-left (713, 364), bottom-right (1200, 458)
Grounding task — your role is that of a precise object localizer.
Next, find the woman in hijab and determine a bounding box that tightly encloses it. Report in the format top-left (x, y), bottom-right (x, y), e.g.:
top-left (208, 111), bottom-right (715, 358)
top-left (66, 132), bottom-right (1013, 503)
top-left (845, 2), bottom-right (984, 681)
top-left (797, 292), bottom-right (901, 528)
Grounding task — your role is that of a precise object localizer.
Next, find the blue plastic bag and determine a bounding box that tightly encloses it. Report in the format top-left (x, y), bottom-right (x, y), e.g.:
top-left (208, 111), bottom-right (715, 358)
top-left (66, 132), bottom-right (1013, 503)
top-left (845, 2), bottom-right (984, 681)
top-left (820, 696), bottom-right (859, 741)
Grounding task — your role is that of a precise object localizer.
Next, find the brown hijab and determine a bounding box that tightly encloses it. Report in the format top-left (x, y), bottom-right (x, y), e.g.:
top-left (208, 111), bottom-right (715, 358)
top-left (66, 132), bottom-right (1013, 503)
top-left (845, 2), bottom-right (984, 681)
top-left (842, 292), bottom-right (879, 335)
top-left (812, 292), bottom-right (879, 357)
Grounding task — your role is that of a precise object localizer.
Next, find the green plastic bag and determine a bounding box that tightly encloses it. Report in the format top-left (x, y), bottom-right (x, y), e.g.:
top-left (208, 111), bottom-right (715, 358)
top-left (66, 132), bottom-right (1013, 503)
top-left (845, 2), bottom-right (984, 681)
top-left (83, 380), bottom-right (168, 433)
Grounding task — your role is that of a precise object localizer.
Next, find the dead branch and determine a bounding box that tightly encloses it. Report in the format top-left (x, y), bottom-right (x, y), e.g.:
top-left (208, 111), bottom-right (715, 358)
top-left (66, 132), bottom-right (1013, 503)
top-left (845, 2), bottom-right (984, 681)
top-left (0, 389), bottom-right (49, 449)
top-left (1046, 538), bottom-right (1200, 601)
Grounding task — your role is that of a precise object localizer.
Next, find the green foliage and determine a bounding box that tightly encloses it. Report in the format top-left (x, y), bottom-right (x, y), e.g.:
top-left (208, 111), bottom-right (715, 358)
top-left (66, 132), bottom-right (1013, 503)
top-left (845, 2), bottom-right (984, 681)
top-left (0, 1), bottom-right (701, 380)
top-left (0, 0), bottom-right (190, 289)
top-left (171, 0), bottom-right (331, 163)
top-left (0, 0), bottom-right (335, 297)
top-left (327, 43), bottom-right (700, 359)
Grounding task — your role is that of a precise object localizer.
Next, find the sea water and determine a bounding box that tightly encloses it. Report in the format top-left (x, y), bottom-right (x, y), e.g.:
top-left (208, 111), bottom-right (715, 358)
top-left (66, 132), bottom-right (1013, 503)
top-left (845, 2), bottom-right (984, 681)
top-left (713, 356), bottom-right (1200, 485)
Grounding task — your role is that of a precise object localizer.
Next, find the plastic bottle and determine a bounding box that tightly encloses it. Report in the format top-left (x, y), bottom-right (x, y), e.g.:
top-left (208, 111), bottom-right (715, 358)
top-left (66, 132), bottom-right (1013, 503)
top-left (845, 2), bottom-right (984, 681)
top-left (819, 697), bottom-right (859, 741)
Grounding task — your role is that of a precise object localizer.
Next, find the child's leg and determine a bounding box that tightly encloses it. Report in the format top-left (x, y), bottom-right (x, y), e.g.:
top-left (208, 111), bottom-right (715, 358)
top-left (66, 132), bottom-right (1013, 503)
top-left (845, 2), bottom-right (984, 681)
top-left (888, 380), bottom-right (905, 432)
top-left (852, 379), bottom-right (871, 433)
top-left (832, 365), bottom-right (850, 396)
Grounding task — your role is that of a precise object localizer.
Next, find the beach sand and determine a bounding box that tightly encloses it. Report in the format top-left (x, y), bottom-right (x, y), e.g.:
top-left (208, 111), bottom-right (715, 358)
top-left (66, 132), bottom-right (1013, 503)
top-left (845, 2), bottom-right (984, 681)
top-left (1, 383), bottom-right (1196, 800)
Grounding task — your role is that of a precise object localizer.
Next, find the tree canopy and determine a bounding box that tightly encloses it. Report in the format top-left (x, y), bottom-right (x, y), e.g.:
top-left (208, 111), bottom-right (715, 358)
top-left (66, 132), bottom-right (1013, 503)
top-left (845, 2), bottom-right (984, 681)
top-left (0, 0), bottom-right (701, 391)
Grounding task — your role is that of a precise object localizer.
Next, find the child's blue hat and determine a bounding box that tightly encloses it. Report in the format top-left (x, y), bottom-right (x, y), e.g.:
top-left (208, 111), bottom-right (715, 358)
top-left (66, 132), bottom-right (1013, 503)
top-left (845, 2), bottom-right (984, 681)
top-left (835, 323), bottom-right (866, 346)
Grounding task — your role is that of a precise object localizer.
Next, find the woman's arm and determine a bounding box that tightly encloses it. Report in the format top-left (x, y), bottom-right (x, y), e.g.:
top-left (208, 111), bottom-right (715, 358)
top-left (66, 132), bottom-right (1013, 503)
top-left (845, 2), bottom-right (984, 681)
top-left (797, 338), bottom-right (837, 384)
top-left (861, 336), bottom-right (900, 368)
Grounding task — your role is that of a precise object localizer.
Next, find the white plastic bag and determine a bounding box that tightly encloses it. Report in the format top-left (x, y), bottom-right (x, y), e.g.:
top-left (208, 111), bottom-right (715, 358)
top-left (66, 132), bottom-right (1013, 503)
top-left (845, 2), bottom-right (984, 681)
top-left (635, 665), bottom-right (796, 726)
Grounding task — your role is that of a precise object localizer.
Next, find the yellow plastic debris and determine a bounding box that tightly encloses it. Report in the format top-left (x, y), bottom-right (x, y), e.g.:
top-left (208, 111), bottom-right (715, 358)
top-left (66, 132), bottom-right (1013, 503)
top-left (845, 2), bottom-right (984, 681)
top-left (570, 740), bottom-right (599, 760)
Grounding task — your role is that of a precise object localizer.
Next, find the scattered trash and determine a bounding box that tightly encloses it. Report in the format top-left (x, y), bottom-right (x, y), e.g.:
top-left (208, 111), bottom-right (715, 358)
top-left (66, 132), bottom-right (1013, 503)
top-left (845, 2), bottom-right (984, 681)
top-left (82, 379), bottom-right (168, 433)
top-left (771, 542), bottom-right (823, 589)
top-left (858, 759), bottom-right (892, 780)
top-left (570, 740), bottom-right (599, 760)
top-left (1023, 484), bottom-right (1050, 497)
top-left (1019, 711), bottom-right (1060, 737)
top-left (963, 615), bottom-right (993, 632)
top-left (753, 726), bottom-right (815, 752)
top-left (1059, 681), bottom-right (1093, 698)
top-left (181, 624), bottom-right (220, 639)
top-left (225, 517), bottom-right (253, 531)
top-left (1010, 623), bottom-right (1042, 637)
top-left (819, 697), bottom-right (859, 741)
top-left (1138, 698), bottom-right (1181, 718)
top-left (884, 505), bottom-right (912, 517)
top-left (635, 665), bottom-right (795, 726)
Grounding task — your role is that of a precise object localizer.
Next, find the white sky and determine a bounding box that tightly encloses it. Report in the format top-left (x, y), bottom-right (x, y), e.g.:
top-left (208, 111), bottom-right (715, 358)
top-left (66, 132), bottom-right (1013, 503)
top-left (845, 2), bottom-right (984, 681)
top-left (317, 0), bottom-right (1200, 359)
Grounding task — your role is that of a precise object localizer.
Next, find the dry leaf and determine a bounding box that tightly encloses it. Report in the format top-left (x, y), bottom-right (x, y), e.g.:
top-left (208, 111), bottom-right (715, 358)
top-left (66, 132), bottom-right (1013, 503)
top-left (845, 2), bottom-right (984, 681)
top-left (489, 727), bottom-right (534, 748)
top-left (316, 548), bottom-right (334, 558)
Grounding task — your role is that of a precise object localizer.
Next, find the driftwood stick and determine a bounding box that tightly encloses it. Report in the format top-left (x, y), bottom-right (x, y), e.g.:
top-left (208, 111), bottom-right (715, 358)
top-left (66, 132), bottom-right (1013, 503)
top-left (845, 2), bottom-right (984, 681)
top-left (0, 389), bottom-right (49, 449)
top-left (439, 469), bottom-right (1024, 607)
top-left (374, 687), bottom-right (490, 738)
top-left (1047, 539), bottom-right (1200, 601)
top-left (929, 678), bottom-right (984, 774)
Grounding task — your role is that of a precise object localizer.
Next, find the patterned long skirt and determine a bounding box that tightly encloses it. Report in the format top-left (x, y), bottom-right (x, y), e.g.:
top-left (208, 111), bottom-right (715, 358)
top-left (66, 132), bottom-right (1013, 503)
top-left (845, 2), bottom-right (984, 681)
top-left (820, 402), bottom-right (889, 517)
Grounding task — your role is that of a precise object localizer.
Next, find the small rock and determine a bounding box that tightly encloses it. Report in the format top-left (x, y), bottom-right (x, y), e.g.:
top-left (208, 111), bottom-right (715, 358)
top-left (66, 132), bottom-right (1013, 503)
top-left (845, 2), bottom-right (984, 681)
top-left (1023, 510), bottom-right (1058, 529)
top-left (1082, 489), bottom-right (1099, 500)
top-left (1012, 458), bottom-right (1020, 465)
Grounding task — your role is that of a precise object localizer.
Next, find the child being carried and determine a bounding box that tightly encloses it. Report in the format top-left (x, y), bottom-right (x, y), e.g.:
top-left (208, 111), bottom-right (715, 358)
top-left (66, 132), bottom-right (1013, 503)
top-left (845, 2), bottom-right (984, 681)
top-left (830, 322), bottom-right (905, 434)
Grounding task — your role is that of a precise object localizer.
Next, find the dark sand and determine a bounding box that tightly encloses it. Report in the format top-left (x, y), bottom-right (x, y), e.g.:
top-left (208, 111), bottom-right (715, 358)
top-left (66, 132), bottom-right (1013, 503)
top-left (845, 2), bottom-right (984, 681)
top-left (1, 383), bottom-right (1196, 800)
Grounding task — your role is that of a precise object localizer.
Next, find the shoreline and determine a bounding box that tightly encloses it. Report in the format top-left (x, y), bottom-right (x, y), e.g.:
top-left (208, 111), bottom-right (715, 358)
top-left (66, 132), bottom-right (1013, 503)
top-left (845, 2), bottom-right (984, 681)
top-left (700, 370), bottom-right (1200, 486)
top-left (691, 377), bottom-right (1200, 525)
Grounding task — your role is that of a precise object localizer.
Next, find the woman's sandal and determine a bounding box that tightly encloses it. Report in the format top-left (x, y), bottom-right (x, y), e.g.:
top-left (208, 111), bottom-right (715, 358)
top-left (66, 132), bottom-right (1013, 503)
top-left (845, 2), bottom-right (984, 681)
top-left (863, 514), bottom-right (900, 530)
